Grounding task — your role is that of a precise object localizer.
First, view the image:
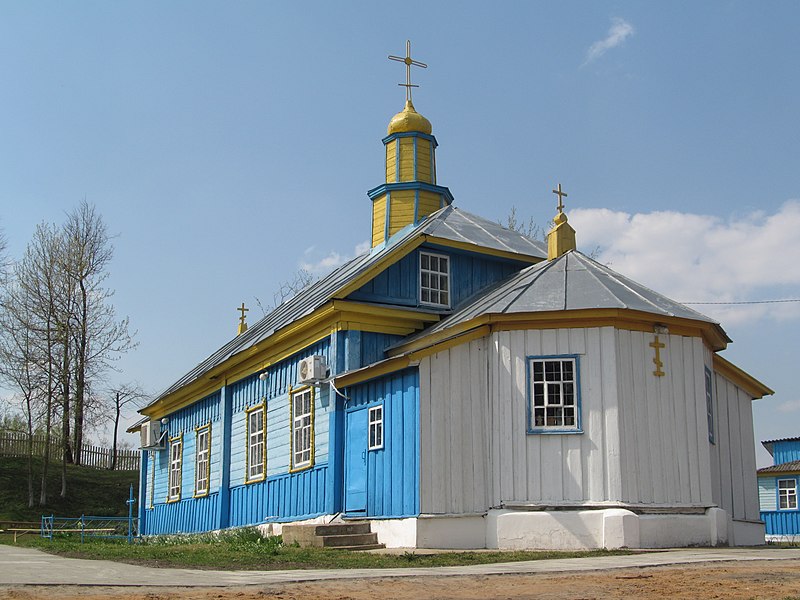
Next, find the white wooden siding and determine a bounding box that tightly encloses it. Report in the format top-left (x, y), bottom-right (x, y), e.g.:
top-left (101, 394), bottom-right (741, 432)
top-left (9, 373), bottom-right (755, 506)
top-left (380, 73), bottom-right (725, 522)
top-left (711, 373), bottom-right (761, 521)
top-left (420, 326), bottom-right (743, 514)
top-left (615, 331), bottom-right (712, 506)
top-left (419, 337), bottom-right (489, 514)
top-left (759, 477), bottom-right (777, 511)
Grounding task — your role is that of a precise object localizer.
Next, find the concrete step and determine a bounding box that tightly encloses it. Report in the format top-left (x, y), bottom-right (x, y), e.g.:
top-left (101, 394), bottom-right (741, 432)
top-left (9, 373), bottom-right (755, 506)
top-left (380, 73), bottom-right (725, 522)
top-left (315, 522), bottom-right (371, 536)
top-left (330, 543), bottom-right (385, 551)
top-left (320, 532), bottom-right (379, 548)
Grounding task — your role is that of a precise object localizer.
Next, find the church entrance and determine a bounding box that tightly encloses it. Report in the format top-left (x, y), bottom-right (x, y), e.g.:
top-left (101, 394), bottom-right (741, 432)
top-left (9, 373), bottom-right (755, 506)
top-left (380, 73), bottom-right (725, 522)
top-left (344, 407), bottom-right (368, 513)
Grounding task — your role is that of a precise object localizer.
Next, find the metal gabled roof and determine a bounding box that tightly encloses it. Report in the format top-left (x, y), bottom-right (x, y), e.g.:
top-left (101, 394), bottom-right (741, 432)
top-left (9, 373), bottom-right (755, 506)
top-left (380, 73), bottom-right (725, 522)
top-left (420, 206), bottom-right (547, 258)
top-left (757, 460), bottom-right (800, 474)
top-left (399, 249), bottom-right (723, 344)
top-left (147, 205), bottom-right (545, 406)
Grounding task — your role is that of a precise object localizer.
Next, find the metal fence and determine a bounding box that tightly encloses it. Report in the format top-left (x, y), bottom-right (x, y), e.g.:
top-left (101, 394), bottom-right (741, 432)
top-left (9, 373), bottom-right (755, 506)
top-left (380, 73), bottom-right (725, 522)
top-left (41, 485), bottom-right (139, 543)
top-left (0, 431), bottom-right (139, 471)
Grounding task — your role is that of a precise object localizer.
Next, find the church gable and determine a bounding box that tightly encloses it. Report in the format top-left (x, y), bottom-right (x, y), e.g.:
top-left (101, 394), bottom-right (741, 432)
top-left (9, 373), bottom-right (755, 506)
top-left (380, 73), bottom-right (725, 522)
top-left (346, 244), bottom-right (526, 311)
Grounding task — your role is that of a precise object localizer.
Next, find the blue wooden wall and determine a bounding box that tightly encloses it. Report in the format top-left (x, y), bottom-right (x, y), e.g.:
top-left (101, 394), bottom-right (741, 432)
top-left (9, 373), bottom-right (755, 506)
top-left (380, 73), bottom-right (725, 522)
top-left (144, 340), bottom-right (335, 534)
top-left (762, 510), bottom-right (800, 535)
top-left (347, 245), bottom-right (524, 309)
top-left (771, 440), bottom-right (800, 464)
top-left (346, 368), bottom-right (420, 518)
top-left (145, 391), bottom-right (222, 534)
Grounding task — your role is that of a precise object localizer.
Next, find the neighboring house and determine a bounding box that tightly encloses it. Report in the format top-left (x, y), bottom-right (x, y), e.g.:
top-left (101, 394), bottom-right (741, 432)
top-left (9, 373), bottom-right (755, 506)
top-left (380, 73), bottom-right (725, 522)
top-left (132, 90), bottom-right (773, 549)
top-left (758, 437), bottom-right (800, 541)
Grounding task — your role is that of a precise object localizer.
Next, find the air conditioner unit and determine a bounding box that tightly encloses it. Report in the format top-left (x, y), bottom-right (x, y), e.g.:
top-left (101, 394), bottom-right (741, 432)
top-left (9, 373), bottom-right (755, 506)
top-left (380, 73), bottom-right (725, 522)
top-left (140, 420), bottom-right (165, 450)
top-left (298, 355), bottom-right (328, 384)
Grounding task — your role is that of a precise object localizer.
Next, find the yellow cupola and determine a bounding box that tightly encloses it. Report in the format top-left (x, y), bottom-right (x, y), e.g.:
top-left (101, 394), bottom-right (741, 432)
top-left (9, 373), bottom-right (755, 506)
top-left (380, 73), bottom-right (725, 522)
top-left (547, 183), bottom-right (577, 260)
top-left (368, 41), bottom-right (454, 247)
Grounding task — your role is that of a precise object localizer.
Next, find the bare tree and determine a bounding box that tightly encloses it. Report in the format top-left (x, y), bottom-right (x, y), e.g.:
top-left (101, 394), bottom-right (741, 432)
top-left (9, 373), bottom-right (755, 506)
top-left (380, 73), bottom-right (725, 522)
top-left (10, 222), bottom-right (66, 504)
top-left (504, 206), bottom-right (550, 241)
top-left (253, 268), bottom-right (317, 318)
top-left (61, 201), bottom-right (136, 465)
top-left (106, 383), bottom-right (148, 470)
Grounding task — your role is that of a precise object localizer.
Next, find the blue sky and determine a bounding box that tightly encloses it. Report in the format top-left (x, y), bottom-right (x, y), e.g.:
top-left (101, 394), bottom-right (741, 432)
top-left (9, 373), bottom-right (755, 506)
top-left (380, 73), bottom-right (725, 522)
top-left (1, 2), bottom-right (798, 466)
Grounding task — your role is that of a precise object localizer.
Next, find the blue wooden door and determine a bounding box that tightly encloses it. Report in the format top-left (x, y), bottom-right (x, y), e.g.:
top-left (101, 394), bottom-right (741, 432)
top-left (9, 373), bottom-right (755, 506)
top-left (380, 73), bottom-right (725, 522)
top-left (345, 408), bottom-right (368, 513)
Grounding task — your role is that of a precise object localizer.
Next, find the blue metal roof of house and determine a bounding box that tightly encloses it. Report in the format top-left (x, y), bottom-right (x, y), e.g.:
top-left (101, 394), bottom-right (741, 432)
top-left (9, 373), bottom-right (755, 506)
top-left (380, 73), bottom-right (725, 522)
top-left (150, 206), bottom-right (546, 403)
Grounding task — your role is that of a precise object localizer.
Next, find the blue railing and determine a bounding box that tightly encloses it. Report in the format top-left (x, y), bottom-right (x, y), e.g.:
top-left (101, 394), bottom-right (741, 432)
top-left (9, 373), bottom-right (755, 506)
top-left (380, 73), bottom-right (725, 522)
top-left (761, 510), bottom-right (800, 535)
top-left (41, 485), bottom-right (138, 543)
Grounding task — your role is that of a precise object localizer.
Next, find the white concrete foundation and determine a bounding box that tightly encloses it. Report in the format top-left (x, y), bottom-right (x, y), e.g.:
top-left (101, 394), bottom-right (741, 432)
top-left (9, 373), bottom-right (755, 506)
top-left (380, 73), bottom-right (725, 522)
top-left (731, 519), bottom-right (766, 546)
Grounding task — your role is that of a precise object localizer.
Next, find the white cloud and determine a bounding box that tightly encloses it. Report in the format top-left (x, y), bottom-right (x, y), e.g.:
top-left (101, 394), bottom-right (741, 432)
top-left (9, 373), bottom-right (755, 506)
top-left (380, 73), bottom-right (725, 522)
top-left (569, 201), bottom-right (800, 324)
top-left (585, 17), bottom-right (635, 65)
top-left (777, 399), bottom-right (800, 413)
top-left (300, 240), bottom-right (371, 276)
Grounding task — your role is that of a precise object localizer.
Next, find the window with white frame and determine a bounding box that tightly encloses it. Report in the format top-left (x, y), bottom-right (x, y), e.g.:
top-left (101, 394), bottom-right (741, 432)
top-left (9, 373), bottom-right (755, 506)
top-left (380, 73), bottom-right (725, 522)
top-left (168, 436), bottom-right (182, 501)
top-left (528, 356), bottom-right (581, 432)
top-left (246, 406), bottom-right (265, 482)
top-left (779, 478), bottom-right (798, 510)
top-left (705, 367), bottom-right (715, 444)
top-left (420, 252), bottom-right (450, 307)
top-left (369, 405), bottom-right (383, 450)
top-left (292, 388), bottom-right (313, 470)
top-left (194, 424), bottom-right (211, 497)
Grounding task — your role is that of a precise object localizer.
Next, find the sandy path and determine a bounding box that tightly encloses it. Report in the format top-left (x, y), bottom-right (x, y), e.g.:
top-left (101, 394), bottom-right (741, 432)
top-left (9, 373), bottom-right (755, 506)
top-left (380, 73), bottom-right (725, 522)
top-left (2, 559), bottom-right (799, 599)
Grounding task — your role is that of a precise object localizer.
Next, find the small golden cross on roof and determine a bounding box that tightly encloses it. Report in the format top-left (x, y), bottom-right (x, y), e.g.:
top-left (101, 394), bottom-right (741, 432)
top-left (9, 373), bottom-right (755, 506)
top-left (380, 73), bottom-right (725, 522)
top-left (552, 183), bottom-right (568, 213)
top-left (388, 40), bottom-right (427, 102)
top-left (236, 302), bottom-right (249, 335)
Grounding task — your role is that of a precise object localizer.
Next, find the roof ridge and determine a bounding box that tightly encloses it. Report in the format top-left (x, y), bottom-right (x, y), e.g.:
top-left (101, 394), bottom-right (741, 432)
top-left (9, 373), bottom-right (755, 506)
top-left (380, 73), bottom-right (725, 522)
top-left (457, 210), bottom-right (515, 252)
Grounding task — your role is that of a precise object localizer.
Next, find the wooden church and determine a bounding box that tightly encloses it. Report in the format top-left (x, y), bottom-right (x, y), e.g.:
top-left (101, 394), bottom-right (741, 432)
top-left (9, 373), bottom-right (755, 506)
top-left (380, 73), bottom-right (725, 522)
top-left (134, 45), bottom-right (772, 549)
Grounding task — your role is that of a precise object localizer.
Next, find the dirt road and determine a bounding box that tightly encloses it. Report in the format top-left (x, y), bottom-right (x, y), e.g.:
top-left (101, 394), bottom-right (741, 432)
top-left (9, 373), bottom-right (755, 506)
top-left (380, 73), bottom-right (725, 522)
top-left (2, 559), bottom-right (798, 599)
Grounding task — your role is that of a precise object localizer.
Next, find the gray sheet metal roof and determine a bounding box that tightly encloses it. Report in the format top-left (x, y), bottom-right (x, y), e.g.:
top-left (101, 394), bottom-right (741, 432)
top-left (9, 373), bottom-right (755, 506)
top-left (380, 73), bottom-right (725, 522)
top-left (758, 460), bottom-right (800, 474)
top-left (149, 206), bottom-right (545, 404)
top-left (406, 249), bottom-right (720, 341)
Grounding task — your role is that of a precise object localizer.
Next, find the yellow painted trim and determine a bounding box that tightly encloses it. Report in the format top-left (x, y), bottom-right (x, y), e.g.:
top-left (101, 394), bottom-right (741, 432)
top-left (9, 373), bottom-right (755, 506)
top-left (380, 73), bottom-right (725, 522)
top-left (335, 237), bottom-right (426, 299)
top-left (422, 235), bottom-right (544, 264)
top-left (166, 434), bottom-right (183, 503)
top-left (193, 422), bottom-right (212, 498)
top-left (289, 385), bottom-right (315, 473)
top-left (713, 354), bottom-right (774, 399)
top-left (334, 356), bottom-right (413, 388)
top-left (144, 301), bottom-right (440, 420)
top-left (244, 402), bottom-right (267, 484)
top-left (334, 325), bottom-right (492, 389)
top-left (389, 309), bottom-right (729, 357)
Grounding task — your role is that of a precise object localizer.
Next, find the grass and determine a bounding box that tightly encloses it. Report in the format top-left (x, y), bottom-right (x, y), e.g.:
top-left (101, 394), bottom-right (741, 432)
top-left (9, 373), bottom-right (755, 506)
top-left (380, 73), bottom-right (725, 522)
top-left (0, 527), bottom-right (634, 570)
top-left (0, 456), bottom-right (138, 522)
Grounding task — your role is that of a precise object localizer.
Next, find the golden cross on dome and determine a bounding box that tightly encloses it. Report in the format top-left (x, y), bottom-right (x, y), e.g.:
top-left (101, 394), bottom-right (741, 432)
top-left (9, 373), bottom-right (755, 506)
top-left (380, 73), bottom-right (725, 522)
top-left (552, 183), bottom-right (568, 213)
top-left (388, 40), bottom-right (427, 102)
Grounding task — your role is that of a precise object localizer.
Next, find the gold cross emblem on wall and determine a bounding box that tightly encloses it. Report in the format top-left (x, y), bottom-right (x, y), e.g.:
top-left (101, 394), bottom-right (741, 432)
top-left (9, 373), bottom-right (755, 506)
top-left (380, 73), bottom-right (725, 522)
top-left (650, 335), bottom-right (666, 377)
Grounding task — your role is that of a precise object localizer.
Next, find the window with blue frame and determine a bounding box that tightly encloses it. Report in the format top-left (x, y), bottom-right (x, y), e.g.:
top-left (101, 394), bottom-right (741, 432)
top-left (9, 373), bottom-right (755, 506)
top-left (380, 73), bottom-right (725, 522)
top-left (704, 367), bottom-right (715, 444)
top-left (420, 251), bottom-right (450, 307)
top-left (194, 424), bottom-right (211, 497)
top-left (779, 478), bottom-right (798, 510)
top-left (528, 355), bottom-right (582, 433)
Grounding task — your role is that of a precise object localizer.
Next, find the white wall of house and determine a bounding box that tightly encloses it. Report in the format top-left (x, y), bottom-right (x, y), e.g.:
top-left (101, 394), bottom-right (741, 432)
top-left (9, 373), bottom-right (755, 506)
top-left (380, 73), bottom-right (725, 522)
top-left (417, 324), bottom-right (763, 547)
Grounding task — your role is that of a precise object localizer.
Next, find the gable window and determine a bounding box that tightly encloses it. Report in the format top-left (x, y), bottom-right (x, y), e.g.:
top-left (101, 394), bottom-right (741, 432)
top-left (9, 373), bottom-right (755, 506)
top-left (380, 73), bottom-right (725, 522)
top-left (246, 405), bottom-right (265, 483)
top-left (528, 356), bottom-right (582, 433)
top-left (705, 367), bottom-right (715, 444)
top-left (194, 424), bottom-right (211, 497)
top-left (779, 478), bottom-right (798, 510)
top-left (167, 435), bottom-right (182, 502)
top-left (420, 251), bottom-right (450, 307)
top-left (291, 387), bottom-right (314, 471)
top-left (369, 405), bottom-right (383, 450)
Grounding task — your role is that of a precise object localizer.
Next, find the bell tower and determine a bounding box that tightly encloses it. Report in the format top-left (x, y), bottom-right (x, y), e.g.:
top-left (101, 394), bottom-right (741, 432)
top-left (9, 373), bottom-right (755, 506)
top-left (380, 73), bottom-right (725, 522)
top-left (368, 41), bottom-right (454, 247)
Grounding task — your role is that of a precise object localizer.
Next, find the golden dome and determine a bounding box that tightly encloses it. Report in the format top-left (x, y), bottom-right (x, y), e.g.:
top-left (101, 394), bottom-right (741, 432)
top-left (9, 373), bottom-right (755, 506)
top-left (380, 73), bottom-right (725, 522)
top-left (387, 100), bottom-right (432, 135)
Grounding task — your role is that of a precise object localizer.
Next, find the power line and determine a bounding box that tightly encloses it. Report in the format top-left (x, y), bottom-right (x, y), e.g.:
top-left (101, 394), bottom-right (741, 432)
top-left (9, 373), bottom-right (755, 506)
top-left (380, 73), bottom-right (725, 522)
top-left (682, 299), bottom-right (800, 305)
